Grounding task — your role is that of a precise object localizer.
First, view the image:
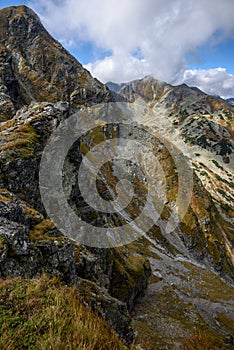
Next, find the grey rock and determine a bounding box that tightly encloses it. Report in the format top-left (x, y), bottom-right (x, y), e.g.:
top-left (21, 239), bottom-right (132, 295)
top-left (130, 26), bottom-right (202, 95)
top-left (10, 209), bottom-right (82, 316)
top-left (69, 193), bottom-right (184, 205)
top-left (0, 191), bottom-right (149, 343)
top-left (0, 5), bottom-right (112, 120)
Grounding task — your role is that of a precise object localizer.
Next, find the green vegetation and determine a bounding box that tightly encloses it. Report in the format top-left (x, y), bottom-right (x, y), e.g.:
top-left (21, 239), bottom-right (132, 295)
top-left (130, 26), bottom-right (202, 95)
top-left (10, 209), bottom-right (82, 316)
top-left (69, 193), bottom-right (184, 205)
top-left (196, 135), bottom-right (209, 148)
top-left (0, 276), bottom-right (138, 350)
top-left (218, 139), bottom-right (232, 156)
top-left (211, 159), bottom-right (224, 170)
top-left (179, 109), bottom-right (189, 122)
top-left (224, 110), bottom-right (232, 121)
top-left (220, 203), bottom-right (232, 212)
top-left (215, 174), bottom-right (234, 188)
top-left (217, 188), bottom-right (233, 202)
top-left (199, 171), bottom-right (207, 177)
top-left (0, 236), bottom-right (6, 250)
top-left (109, 246), bottom-right (150, 307)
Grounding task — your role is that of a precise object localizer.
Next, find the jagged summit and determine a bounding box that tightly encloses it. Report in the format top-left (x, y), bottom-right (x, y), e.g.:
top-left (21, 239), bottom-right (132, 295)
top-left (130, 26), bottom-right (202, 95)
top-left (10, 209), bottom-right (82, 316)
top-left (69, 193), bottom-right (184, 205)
top-left (0, 5), bottom-right (41, 26)
top-left (107, 75), bottom-right (234, 112)
top-left (0, 5), bottom-right (111, 121)
top-left (108, 74), bottom-right (234, 207)
top-left (0, 6), bottom-right (234, 349)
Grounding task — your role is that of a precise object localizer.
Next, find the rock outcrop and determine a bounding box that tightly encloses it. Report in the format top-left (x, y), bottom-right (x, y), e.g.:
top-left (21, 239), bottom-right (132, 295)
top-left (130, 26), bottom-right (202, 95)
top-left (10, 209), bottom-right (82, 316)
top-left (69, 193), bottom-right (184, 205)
top-left (0, 5), bottom-right (112, 121)
top-left (0, 185), bottom-right (150, 343)
top-left (0, 5), bottom-right (234, 348)
top-left (0, 6), bottom-right (150, 344)
top-left (107, 76), bottom-right (234, 275)
top-left (107, 76), bottom-right (234, 348)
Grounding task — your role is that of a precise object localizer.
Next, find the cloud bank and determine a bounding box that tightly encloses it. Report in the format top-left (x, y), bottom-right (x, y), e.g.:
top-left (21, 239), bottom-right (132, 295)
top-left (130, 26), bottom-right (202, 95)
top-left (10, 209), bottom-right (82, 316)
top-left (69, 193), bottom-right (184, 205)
top-left (178, 68), bottom-right (234, 98)
top-left (29, 0), bottom-right (234, 97)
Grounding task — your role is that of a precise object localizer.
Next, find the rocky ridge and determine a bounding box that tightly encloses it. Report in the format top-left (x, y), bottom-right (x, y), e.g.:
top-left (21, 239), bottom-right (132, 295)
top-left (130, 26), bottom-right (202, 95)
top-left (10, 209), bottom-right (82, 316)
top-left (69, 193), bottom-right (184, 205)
top-left (0, 6), bottom-right (150, 345)
top-left (0, 5), bottom-right (112, 122)
top-left (107, 77), bottom-right (234, 347)
top-left (107, 76), bottom-right (234, 210)
top-left (0, 5), bottom-right (233, 349)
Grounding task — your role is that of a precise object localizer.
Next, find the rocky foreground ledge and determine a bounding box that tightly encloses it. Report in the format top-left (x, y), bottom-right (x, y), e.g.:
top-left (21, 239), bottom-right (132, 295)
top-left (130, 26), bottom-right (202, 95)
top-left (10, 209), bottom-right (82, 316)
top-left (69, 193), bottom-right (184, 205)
top-left (1, 5), bottom-right (234, 349)
top-left (0, 103), bottom-right (151, 344)
top-left (0, 5), bottom-right (151, 344)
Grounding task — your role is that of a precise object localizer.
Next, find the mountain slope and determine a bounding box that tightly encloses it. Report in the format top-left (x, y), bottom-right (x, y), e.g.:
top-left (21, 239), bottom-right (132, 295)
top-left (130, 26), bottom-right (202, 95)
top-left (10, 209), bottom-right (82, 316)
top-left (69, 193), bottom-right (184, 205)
top-left (0, 5), bottom-right (111, 121)
top-left (108, 76), bottom-right (234, 208)
top-left (0, 6), bottom-right (234, 349)
top-left (0, 6), bottom-right (150, 345)
top-left (226, 97), bottom-right (234, 107)
top-left (107, 76), bottom-right (234, 348)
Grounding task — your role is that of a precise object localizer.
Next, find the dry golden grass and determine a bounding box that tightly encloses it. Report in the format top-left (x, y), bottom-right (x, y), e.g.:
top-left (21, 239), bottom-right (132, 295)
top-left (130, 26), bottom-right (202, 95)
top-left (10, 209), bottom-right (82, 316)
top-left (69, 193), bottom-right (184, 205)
top-left (0, 118), bottom-right (17, 132)
top-left (0, 194), bottom-right (12, 203)
top-left (0, 276), bottom-right (140, 350)
top-left (180, 330), bottom-right (224, 350)
top-left (29, 219), bottom-right (56, 241)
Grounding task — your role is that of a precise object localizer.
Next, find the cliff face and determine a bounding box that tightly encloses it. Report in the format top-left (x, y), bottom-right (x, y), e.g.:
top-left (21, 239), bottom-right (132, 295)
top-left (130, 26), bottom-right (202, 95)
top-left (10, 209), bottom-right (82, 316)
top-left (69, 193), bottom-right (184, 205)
top-left (0, 5), bottom-right (234, 349)
top-left (0, 5), bottom-right (111, 121)
top-left (0, 6), bottom-right (150, 345)
top-left (0, 101), bottom-right (153, 344)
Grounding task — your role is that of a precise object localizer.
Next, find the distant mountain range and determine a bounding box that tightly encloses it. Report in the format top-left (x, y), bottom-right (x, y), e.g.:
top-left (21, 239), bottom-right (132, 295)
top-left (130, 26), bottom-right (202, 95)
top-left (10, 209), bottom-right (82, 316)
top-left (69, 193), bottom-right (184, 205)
top-left (107, 79), bottom-right (234, 106)
top-left (226, 97), bottom-right (234, 107)
top-left (219, 96), bottom-right (234, 107)
top-left (107, 75), bottom-right (234, 205)
top-left (0, 5), bottom-right (234, 349)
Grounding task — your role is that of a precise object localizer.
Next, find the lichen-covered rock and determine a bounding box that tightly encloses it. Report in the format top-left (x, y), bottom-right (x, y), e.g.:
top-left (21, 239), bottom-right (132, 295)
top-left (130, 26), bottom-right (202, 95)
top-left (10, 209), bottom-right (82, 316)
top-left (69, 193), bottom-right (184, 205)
top-left (1, 5), bottom-right (233, 348)
top-left (0, 79), bottom-right (16, 121)
top-left (107, 247), bottom-right (151, 310)
top-left (0, 199), bottom-right (75, 285)
top-left (77, 278), bottom-right (134, 344)
top-left (0, 188), bottom-right (150, 343)
top-left (0, 102), bottom-right (70, 211)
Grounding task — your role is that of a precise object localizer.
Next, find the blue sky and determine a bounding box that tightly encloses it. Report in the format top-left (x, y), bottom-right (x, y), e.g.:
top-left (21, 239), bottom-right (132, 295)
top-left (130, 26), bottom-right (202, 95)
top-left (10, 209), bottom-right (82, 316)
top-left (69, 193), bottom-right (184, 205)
top-left (187, 38), bottom-right (234, 72)
top-left (1, 0), bottom-right (234, 98)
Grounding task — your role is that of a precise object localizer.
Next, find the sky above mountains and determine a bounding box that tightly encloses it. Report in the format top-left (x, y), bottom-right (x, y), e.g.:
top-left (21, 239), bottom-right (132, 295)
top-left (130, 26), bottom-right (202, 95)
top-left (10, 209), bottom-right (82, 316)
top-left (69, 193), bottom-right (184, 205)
top-left (1, 0), bottom-right (234, 98)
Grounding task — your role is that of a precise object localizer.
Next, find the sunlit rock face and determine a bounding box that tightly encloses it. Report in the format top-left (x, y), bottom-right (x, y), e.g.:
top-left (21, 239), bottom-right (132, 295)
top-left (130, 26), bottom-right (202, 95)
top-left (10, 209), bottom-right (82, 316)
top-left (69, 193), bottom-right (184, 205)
top-left (0, 4), bottom-right (234, 348)
top-left (0, 5), bottom-right (112, 121)
top-left (107, 77), bottom-right (234, 347)
top-left (107, 76), bottom-right (234, 270)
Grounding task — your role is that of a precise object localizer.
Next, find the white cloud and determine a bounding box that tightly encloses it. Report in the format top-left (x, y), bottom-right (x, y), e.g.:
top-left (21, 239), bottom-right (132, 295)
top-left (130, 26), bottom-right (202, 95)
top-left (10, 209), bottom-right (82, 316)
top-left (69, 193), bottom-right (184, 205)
top-left (176, 68), bottom-right (234, 98)
top-left (85, 55), bottom-right (150, 83)
top-left (28, 0), bottom-right (234, 96)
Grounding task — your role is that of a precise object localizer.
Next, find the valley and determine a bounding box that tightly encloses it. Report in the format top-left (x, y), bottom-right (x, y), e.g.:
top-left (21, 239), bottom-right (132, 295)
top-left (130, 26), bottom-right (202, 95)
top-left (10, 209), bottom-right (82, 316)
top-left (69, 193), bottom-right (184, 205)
top-left (0, 5), bottom-right (233, 349)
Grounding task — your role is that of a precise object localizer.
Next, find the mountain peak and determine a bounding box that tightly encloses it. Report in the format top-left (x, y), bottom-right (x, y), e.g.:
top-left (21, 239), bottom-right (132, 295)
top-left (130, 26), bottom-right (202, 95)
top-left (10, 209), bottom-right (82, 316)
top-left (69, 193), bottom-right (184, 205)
top-left (141, 74), bottom-right (164, 83)
top-left (0, 4), bottom-right (36, 16)
top-left (0, 5), bottom-right (38, 17)
top-left (0, 5), bottom-right (42, 40)
top-left (0, 6), bottom-right (111, 121)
